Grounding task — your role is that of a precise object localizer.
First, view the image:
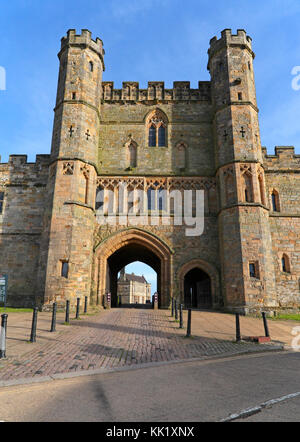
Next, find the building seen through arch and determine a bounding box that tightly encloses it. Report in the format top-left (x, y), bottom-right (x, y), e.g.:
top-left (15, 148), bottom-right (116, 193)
top-left (117, 267), bottom-right (152, 306)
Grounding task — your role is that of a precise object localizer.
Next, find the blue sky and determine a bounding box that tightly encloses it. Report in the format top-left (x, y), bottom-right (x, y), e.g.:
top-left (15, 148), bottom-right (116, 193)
top-left (0, 0), bottom-right (300, 163)
top-left (1, 0), bottom-right (299, 288)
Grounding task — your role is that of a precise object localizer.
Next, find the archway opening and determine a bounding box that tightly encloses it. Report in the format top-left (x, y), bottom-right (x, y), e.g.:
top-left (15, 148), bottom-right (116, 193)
top-left (117, 262), bottom-right (157, 307)
top-left (107, 243), bottom-right (161, 308)
top-left (184, 268), bottom-right (212, 309)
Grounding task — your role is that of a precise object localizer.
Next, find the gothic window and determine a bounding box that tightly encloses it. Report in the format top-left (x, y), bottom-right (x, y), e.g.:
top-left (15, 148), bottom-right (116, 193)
top-left (258, 174), bottom-right (266, 206)
top-left (149, 125), bottom-right (156, 147)
top-left (129, 143), bottom-right (137, 168)
top-left (0, 192), bottom-right (4, 214)
top-left (271, 190), bottom-right (280, 212)
top-left (175, 142), bottom-right (187, 170)
top-left (242, 171), bottom-right (253, 203)
top-left (126, 187), bottom-right (134, 214)
top-left (147, 185), bottom-right (166, 212)
top-left (147, 188), bottom-right (155, 210)
top-left (95, 186), bottom-right (104, 211)
top-left (225, 173), bottom-right (235, 205)
top-left (146, 109), bottom-right (168, 147)
top-left (157, 188), bottom-right (167, 211)
top-left (158, 126), bottom-right (166, 147)
top-left (282, 254), bottom-right (291, 273)
top-left (84, 176), bottom-right (89, 204)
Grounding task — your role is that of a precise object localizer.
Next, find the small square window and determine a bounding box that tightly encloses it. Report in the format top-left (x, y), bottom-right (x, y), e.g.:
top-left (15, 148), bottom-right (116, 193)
top-left (61, 261), bottom-right (69, 278)
top-left (0, 192), bottom-right (4, 214)
top-left (249, 261), bottom-right (259, 279)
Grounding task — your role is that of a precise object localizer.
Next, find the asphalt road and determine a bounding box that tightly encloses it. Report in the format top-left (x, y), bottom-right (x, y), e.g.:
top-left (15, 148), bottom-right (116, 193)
top-left (0, 351), bottom-right (299, 422)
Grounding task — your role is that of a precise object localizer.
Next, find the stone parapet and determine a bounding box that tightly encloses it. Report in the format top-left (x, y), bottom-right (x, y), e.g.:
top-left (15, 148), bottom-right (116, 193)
top-left (102, 81), bottom-right (211, 102)
top-left (262, 146), bottom-right (300, 171)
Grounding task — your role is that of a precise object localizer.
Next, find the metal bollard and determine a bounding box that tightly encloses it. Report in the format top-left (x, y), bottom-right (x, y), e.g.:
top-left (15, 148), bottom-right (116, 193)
top-left (0, 314), bottom-right (8, 359)
top-left (84, 296), bottom-right (88, 314)
top-left (179, 304), bottom-right (183, 329)
top-left (186, 309), bottom-right (192, 337)
top-left (65, 300), bottom-right (70, 324)
top-left (235, 313), bottom-right (241, 342)
top-left (50, 302), bottom-right (57, 332)
top-left (175, 300), bottom-right (178, 321)
top-left (76, 298), bottom-right (80, 319)
top-left (262, 312), bottom-right (270, 338)
top-left (171, 298), bottom-right (174, 317)
top-left (30, 307), bottom-right (38, 343)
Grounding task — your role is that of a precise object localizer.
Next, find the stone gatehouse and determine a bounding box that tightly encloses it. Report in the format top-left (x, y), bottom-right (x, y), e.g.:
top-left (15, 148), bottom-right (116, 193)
top-left (0, 28), bottom-right (299, 314)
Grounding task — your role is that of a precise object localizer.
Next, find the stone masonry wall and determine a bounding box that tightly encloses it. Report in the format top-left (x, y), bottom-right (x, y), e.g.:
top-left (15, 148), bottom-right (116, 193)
top-left (263, 147), bottom-right (300, 309)
top-left (0, 155), bottom-right (50, 306)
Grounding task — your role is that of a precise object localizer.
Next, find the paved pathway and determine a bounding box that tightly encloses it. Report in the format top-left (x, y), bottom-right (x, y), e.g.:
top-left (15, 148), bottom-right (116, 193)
top-left (0, 309), bottom-right (284, 382)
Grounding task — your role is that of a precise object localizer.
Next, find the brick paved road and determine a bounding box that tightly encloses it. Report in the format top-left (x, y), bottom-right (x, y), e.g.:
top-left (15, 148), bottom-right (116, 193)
top-left (0, 309), bottom-right (281, 382)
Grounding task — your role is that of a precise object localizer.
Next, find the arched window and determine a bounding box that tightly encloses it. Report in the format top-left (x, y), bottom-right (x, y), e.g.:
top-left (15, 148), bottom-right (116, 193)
top-left (146, 109), bottom-right (168, 147)
top-left (271, 190), bottom-right (280, 212)
top-left (95, 186), bottom-right (104, 211)
top-left (175, 142), bottom-right (187, 170)
top-left (149, 125), bottom-right (156, 147)
top-left (225, 173), bottom-right (235, 205)
top-left (282, 254), bottom-right (291, 273)
top-left (129, 143), bottom-right (137, 168)
top-left (242, 172), bottom-right (253, 203)
top-left (147, 188), bottom-right (155, 210)
top-left (158, 126), bottom-right (166, 147)
top-left (258, 174), bottom-right (266, 206)
top-left (89, 61), bottom-right (94, 72)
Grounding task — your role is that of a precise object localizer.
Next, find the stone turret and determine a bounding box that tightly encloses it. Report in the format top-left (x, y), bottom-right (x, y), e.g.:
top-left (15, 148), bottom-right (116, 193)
top-left (37, 29), bottom-right (105, 307)
top-left (209, 29), bottom-right (277, 313)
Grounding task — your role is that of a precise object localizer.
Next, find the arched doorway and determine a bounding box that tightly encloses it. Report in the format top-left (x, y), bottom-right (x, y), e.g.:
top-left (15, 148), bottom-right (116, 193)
top-left (108, 243), bottom-right (160, 307)
top-left (94, 228), bottom-right (172, 308)
top-left (178, 259), bottom-right (220, 310)
top-left (184, 268), bottom-right (212, 309)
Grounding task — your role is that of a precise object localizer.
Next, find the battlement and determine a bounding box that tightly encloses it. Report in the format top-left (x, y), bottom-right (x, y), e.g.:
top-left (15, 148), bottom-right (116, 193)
top-left (262, 146), bottom-right (300, 170)
top-left (208, 29), bottom-right (254, 62)
top-left (102, 81), bottom-right (211, 102)
top-left (0, 154), bottom-right (51, 169)
top-left (60, 29), bottom-right (105, 60)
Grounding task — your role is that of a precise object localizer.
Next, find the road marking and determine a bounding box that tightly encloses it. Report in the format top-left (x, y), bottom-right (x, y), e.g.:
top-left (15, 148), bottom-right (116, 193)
top-left (220, 391), bottom-right (300, 422)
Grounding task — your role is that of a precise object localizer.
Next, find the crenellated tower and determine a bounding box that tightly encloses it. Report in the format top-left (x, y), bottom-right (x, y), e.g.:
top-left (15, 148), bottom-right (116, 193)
top-left (208, 29), bottom-right (277, 313)
top-left (37, 29), bottom-right (104, 307)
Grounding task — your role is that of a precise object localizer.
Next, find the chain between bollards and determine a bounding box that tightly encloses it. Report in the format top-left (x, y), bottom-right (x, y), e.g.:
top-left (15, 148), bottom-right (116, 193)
top-left (186, 309), bottom-right (192, 337)
top-left (262, 312), bottom-right (270, 338)
top-left (235, 313), bottom-right (241, 342)
top-left (0, 314), bottom-right (8, 359)
top-left (65, 300), bottom-right (70, 324)
top-left (50, 302), bottom-right (57, 332)
top-left (179, 304), bottom-right (183, 329)
top-left (76, 298), bottom-right (80, 319)
top-left (30, 307), bottom-right (38, 343)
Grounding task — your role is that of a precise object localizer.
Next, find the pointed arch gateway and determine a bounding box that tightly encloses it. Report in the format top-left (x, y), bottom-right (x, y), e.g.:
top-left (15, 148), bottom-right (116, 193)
top-left (177, 259), bottom-right (220, 309)
top-left (94, 228), bottom-right (173, 308)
